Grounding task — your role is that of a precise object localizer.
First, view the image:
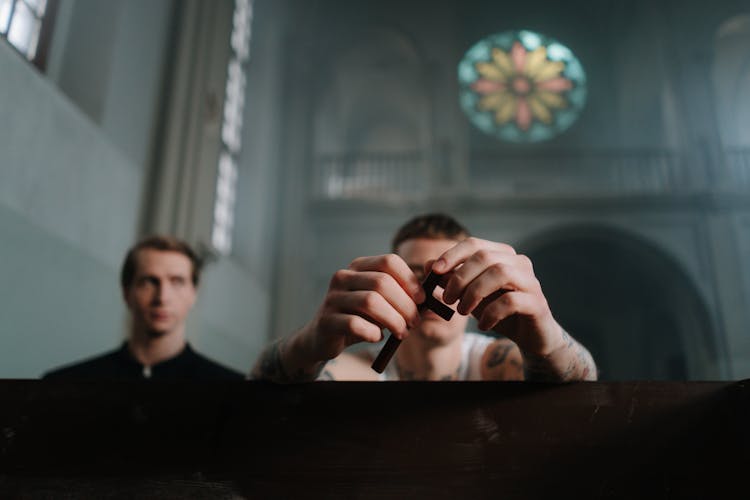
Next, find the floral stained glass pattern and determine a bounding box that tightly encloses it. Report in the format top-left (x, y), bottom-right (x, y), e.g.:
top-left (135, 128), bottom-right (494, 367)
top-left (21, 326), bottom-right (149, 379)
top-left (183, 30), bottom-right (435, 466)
top-left (458, 30), bottom-right (587, 143)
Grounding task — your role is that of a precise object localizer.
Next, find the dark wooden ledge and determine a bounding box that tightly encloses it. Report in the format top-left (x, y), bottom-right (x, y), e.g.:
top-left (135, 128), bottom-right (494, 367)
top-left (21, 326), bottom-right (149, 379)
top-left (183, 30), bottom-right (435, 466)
top-left (0, 380), bottom-right (747, 499)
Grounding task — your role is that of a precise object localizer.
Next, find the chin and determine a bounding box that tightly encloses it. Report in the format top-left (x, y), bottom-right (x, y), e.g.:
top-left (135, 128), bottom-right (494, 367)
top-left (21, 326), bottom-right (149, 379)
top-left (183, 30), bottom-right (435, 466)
top-left (144, 327), bottom-right (171, 338)
top-left (412, 325), bottom-right (459, 345)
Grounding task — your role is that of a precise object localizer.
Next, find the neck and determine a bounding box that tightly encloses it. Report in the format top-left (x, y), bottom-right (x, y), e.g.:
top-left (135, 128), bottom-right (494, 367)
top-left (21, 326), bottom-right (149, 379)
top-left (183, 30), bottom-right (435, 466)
top-left (395, 335), bottom-right (463, 381)
top-left (128, 325), bottom-right (187, 366)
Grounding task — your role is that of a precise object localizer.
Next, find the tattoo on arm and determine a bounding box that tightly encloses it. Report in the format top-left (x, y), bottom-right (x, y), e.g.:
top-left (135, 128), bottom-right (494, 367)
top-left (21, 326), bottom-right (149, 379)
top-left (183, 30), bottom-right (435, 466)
top-left (251, 337), bottom-right (326, 383)
top-left (523, 330), bottom-right (597, 382)
top-left (486, 344), bottom-right (513, 369)
top-left (316, 359), bottom-right (337, 381)
top-left (250, 338), bottom-right (288, 381)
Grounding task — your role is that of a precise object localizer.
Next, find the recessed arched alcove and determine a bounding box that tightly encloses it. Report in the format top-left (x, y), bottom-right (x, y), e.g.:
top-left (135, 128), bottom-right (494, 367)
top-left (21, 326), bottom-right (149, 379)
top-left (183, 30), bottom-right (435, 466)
top-left (309, 23), bottom-right (432, 199)
top-left (712, 12), bottom-right (750, 198)
top-left (519, 225), bottom-right (723, 380)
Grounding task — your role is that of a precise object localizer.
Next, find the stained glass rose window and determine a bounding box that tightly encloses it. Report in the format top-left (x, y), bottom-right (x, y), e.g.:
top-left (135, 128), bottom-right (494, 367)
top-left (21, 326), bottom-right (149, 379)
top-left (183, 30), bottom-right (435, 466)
top-left (458, 30), bottom-right (587, 143)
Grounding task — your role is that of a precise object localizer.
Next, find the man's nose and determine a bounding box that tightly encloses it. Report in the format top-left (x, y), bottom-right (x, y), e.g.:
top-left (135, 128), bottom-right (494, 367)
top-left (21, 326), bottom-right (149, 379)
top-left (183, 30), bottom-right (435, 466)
top-left (152, 281), bottom-right (170, 304)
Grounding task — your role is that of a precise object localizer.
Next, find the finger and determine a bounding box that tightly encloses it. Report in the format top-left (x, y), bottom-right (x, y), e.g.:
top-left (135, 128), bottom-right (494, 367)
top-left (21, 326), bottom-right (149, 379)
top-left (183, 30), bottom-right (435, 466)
top-left (327, 290), bottom-right (412, 339)
top-left (475, 291), bottom-right (543, 331)
top-left (349, 254), bottom-right (425, 303)
top-left (452, 260), bottom-right (541, 315)
top-left (471, 289), bottom-right (508, 321)
top-left (431, 237), bottom-right (516, 275)
top-left (329, 270), bottom-right (422, 327)
top-left (442, 251), bottom-right (528, 305)
top-left (423, 260), bottom-right (454, 291)
top-left (316, 313), bottom-right (384, 354)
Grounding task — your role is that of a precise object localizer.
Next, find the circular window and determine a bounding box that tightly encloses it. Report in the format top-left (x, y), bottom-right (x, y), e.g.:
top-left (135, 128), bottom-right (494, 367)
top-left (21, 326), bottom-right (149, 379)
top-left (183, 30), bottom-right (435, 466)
top-left (458, 30), bottom-right (587, 143)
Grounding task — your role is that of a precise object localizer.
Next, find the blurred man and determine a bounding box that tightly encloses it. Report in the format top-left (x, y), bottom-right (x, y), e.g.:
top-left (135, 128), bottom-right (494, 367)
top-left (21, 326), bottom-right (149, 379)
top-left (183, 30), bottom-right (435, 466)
top-left (252, 213), bottom-right (596, 382)
top-left (44, 235), bottom-right (244, 380)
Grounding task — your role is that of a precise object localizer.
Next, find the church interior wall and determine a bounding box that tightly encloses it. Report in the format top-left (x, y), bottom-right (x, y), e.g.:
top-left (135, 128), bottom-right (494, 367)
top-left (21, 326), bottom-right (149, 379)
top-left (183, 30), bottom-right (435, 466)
top-left (1, 0), bottom-right (749, 380)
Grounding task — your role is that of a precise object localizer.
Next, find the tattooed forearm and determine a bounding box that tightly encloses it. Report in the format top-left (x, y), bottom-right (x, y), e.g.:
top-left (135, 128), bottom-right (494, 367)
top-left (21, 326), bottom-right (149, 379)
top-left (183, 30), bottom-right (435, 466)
top-left (523, 330), bottom-right (597, 382)
top-left (251, 337), bottom-right (326, 383)
top-left (575, 341), bottom-right (596, 380)
top-left (250, 338), bottom-right (288, 381)
top-left (523, 353), bottom-right (560, 382)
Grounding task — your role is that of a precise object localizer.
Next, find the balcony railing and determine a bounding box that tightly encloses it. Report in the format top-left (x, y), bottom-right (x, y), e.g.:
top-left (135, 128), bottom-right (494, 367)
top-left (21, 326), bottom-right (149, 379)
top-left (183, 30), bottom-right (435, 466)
top-left (312, 151), bottom-right (427, 201)
top-left (311, 148), bottom-right (750, 202)
top-left (724, 148), bottom-right (750, 190)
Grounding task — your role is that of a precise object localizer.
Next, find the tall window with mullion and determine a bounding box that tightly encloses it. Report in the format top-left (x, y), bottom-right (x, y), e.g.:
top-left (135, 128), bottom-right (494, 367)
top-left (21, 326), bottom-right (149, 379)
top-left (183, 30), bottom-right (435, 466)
top-left (0, 0), bottom-right (54, 67)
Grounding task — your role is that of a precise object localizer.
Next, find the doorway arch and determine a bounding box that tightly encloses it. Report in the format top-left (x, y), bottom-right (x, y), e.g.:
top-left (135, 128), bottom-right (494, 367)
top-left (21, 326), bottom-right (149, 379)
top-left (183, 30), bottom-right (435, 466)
top-left (520, 224), bottom-right (722, 380)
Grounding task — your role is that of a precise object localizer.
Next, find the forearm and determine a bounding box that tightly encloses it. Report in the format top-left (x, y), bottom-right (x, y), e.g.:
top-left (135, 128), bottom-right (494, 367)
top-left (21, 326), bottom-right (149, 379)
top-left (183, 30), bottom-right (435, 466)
top-left (250, 327), bottom-right (327, 383)
top-left (523, 329), bottom-right (598, 382)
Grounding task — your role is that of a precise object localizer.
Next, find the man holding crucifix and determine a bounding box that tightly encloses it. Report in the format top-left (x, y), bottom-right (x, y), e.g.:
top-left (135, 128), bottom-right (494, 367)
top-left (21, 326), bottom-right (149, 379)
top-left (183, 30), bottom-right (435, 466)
top-left (251, 213), bottom-right (597, 382)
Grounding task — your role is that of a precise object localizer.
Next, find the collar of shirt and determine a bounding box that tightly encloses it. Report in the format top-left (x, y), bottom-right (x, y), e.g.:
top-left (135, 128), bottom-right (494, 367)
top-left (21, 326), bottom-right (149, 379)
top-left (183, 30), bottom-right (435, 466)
top-left (116, 342), bottom-right (196, 379)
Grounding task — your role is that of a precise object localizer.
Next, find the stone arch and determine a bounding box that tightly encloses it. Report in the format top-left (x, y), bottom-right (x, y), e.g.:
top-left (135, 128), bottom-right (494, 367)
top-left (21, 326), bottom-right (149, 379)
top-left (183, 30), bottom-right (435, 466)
top-left (519, 224), bottom-right (722, 380)
top-left (311, 23), bottom-right (432, 155)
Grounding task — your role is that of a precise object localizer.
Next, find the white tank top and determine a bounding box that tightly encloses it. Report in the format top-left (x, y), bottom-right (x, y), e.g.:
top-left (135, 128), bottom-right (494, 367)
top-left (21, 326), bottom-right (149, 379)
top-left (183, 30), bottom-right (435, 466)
top-left (370, 332), bottom-right (496, 381)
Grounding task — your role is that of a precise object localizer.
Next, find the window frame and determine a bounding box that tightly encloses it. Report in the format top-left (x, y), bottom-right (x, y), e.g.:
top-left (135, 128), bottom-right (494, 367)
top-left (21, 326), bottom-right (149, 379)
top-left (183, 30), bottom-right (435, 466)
top-left (0, 0), bottom-right (58, 71)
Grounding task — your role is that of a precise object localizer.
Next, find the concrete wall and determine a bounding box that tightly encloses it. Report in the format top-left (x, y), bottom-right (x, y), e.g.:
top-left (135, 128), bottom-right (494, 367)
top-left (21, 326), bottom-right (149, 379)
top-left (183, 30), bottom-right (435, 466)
top-left (2, 0), bottom-right (748, 380)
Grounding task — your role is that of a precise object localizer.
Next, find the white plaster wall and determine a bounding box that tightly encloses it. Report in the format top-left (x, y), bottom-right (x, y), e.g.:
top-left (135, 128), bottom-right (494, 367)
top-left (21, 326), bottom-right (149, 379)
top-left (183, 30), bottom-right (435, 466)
top-left (0, 41), bottom-right (142, 377)
top-left (46, 0), bottom-right (175, 170)
top-left (0, 0), bottom-right (275, 376)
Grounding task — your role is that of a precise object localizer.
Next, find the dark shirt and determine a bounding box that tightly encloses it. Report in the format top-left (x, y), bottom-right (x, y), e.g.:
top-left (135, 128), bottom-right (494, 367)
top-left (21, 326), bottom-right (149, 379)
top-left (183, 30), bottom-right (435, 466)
top-left (42, 342), bottom-right (245, 381)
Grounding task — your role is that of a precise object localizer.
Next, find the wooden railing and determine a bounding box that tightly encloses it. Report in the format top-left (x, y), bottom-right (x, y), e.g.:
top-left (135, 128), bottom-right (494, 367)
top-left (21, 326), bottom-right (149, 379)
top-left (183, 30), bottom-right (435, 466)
top-left (0, 380), bottom-right (747, 498)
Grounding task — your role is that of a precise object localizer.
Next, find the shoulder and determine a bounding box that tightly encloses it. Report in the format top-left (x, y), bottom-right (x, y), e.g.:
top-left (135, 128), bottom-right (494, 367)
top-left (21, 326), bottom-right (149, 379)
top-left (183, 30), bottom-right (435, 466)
top-left (479, 336), bottom-right (525, 381)
top-left (317, 351), bottom-right (379, 381)
top-left (42, 348), bottom-right (124, 380)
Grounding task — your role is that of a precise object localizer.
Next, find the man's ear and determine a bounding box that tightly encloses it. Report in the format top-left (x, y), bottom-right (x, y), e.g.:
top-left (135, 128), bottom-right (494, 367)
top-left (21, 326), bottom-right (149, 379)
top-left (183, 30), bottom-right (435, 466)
top-left (121, 286), bottom-right (131, 308)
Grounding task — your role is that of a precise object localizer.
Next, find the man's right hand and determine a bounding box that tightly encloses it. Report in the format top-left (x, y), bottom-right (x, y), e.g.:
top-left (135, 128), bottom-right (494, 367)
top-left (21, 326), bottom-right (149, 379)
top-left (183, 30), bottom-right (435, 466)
top-left (299, 254), bottom-right (426, 362)
top-left (250, 254), bottom-right (426, 382)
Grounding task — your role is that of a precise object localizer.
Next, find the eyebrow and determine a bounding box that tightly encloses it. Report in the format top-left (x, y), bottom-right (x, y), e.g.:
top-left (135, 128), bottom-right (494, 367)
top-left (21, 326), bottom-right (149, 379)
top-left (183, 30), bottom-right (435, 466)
top-left (136, 272), bottom-right (189, 280)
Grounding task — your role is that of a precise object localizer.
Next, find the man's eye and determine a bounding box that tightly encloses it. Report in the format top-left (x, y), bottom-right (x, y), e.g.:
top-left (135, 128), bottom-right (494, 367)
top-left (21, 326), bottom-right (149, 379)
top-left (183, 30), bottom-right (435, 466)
top-left (171, 277), bottom-right (186, 286)
top-left (138, 277), bottom-right (157, 287)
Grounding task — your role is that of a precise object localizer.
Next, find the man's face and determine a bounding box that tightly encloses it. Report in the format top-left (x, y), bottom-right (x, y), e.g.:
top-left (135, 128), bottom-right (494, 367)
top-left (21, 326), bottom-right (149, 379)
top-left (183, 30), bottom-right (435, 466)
top-left (123, 249), bottom-right (197, 338)
top-left (396, 237), bottom-right (470, 344)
